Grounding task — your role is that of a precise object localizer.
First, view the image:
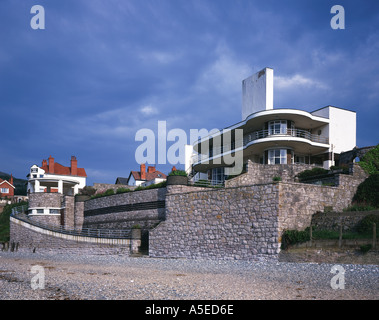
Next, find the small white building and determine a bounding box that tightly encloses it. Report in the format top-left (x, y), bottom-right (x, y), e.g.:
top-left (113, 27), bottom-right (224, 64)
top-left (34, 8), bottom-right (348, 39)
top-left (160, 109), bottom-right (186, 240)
top-left (186, 67), bottom-right (357, 183)
top-left (27, 155), bottom-right (87, 196)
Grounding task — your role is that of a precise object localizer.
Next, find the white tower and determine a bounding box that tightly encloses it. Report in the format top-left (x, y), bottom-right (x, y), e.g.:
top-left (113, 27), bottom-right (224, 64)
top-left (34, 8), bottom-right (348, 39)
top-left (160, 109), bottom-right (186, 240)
top-left (242, 67), bottom-right (274, 120)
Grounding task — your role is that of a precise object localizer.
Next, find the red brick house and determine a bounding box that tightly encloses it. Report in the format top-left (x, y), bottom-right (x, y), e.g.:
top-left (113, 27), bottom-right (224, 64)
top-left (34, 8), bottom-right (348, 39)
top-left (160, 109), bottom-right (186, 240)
top-left (0, 175), bottom-right (15, 198)
top-left (116, 164), bottom-right (167, 187)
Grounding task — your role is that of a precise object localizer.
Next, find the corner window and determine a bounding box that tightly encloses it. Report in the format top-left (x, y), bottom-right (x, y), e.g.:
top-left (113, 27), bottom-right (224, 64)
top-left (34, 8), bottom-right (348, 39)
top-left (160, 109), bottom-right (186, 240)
top-left (268, 149), bottom-right (287, 164)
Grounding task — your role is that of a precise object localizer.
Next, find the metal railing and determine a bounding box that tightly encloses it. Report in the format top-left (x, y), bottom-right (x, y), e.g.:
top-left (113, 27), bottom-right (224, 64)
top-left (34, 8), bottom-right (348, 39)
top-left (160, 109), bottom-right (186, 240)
top-left (11, 206), bottom-right (131, 239)
top-left (192, 128), bottom-right (329, 165)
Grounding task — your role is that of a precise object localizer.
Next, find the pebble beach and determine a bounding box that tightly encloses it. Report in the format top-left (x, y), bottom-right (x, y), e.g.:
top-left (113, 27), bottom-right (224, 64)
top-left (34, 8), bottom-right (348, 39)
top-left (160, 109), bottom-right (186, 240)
top-left (0, 250), bottom-right (377, 301)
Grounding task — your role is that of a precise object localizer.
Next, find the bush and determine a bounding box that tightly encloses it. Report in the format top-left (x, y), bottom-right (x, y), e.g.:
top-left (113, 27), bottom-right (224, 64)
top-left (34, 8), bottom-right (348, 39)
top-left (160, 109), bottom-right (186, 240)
top-left (168, 170), bottom-right (187, 177)
top-left (116, 187), bottom-right (131, 194)
top-left (356, 214), bottom-right (379, 234)
top-left (281, 229), bottom-right (310, 249)
top-left (352, 174), bottom-right (379, 208)
top-left (359, 144), bottom-right (379, 175)
top-left (360, 244), bottom-right (372, 254)
top-left (297, 167), bottom-right (328, 180)
top-left (272, 176), bottom-right (282, 182)
top-left (0, 202), bottom-right (28, 242)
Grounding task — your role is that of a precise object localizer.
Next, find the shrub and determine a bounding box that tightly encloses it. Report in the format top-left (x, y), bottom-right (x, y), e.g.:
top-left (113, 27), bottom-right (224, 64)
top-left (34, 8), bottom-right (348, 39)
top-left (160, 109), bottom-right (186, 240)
top-left (352, 174), bottom-right (379, 208)
top-left (116, 187), bottom-right (131, 194)
top-left (168, 170), bottom-right (187, 177)
top-left (297, 167), bottom-right (328, 180)
top-left (358, 144), bottom-right (379, 175)
top-left (360, 244), bottom-right (372, 254)
top-left (356, 214), bottom-right (379, 234)
top-left (281, 229), bottom-right (310, 249)
top-left (272, 176), bottom-right (282, 182)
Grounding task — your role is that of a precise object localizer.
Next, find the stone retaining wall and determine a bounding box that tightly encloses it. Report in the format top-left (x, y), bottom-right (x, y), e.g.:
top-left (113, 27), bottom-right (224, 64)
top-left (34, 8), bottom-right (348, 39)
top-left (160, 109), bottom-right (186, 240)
top-left (149, 183), bottom-right (281, 260)
top-left (9, 217), bottom-right (133, 255)
top-left (83, 188), bottom-right (167, 230)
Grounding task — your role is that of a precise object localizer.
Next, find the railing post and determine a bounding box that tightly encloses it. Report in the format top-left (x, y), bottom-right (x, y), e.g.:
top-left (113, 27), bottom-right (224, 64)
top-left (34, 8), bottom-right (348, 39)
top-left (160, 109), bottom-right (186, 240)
top-left (373, 223), bottom-right (376, 250)
top-left (338, 220), bottom-right (343, 249)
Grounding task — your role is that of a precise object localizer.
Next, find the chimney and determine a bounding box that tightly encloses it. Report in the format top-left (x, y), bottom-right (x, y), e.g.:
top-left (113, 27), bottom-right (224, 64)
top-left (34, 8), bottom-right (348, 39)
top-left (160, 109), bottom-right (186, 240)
top-left (140, 163), bottom-right (146, 180)
top-left (147, 166), bottom-right (156, 173)
top-left (9, 174), bottom-right (13, 186)
top-left (48, 155), bottom-right (55, 174)
top-left (172, 166), bottom-right (177, 172)
top-left (42, 159), bottom-right (47, 167)
top-left (71, 156), bottom-right (78, 176)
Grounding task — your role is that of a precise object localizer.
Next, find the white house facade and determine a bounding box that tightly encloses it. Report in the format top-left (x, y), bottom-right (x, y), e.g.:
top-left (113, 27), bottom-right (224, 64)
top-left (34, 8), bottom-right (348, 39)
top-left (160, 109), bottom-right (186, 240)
top-left (186, 68), bottom-right (357, 184)
top-left (27, 155), bottom-right (87, 196)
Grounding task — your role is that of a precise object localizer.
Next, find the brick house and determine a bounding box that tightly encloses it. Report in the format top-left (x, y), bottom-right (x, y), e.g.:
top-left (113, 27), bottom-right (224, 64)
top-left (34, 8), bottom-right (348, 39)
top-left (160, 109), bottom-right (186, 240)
top-left (117, 164), bottom-right (167, 187)
top-left (0, 175), bottom-right (15, 198)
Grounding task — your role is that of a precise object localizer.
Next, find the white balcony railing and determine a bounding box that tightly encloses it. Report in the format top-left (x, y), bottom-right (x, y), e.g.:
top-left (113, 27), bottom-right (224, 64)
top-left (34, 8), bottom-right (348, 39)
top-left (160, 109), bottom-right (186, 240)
top-left (192, 128), bottom-right (329, 165)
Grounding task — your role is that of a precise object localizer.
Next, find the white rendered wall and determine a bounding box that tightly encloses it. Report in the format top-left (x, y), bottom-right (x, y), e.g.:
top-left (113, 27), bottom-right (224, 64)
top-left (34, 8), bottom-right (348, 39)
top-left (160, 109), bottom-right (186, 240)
top-left (184, 144), bottom-right (193, 175)
top-left (242, 67), bottom-right (273, 120)
top-left (313, 106), bottom-right (356, 154)
top-left (329, 107), bottom-right (356, 154)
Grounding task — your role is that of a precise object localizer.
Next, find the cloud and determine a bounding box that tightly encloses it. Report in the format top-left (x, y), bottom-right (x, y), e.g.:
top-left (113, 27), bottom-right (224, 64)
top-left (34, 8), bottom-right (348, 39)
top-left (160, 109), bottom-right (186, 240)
top-left (194, 43), bottom-right (251, 96)
top-left (275, 74), bottom-right (327, 90)
top-left (140, 105), bottom-right (158, 116)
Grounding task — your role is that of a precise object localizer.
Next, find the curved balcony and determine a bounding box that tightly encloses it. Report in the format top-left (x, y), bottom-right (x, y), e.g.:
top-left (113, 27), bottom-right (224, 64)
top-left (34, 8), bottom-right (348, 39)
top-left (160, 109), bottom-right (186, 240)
top-left (192, 128), bottom-right (329, 167)
top-left (244, 128), bottom-right (329, 145)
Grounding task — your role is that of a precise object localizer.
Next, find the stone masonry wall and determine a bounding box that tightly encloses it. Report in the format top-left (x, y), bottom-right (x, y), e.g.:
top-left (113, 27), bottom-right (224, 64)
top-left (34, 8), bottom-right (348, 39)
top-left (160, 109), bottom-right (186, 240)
top-left (83, 188), bottom-right (167, 230)
top-left (29, 192), bottom-right (62, 208)
top-left (149, 184), bottom-right (280, 260)
top-left (225, 160), bottom-right (318, 187)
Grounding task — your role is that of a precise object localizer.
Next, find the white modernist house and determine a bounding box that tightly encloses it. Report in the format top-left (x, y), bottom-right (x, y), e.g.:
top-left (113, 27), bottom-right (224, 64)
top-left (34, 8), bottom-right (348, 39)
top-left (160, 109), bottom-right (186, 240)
top-left (27, 155), bottom-right (87, 196)
top-left (186, 67), bottom-right (356, 184)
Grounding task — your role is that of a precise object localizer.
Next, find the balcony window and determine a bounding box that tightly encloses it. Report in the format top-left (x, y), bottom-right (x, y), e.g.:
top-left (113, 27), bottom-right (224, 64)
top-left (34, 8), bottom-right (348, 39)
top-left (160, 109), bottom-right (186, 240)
top-left (268, 149), bottom-right (287, 164)
top-left (269, 120), bottom-right (287, 135)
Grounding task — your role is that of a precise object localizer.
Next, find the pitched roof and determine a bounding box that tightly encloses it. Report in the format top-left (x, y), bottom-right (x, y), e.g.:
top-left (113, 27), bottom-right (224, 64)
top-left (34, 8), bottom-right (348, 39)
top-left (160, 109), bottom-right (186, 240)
top-left (41, 162), bottom-right (87, 177)
top-left (115, 177), bottom-right (129, 185)
top-left (0, 179), bottom-right (15, 189)
top-left (128, 170), bottom-right (167, 182)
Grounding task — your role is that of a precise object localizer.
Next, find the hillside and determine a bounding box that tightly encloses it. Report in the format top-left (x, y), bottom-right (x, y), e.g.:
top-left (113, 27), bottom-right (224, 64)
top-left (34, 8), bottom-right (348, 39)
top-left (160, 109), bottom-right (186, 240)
top-left (0, 172), bottom-right (27, 196)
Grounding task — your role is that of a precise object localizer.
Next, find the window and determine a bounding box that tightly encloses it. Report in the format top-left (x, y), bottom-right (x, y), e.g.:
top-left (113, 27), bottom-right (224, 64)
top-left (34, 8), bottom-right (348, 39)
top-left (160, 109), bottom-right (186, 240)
top-left (268, 120), bottom-right (287, 135)
top-left (1, 188), bottom-right (9, 194)
top-left (49, 209), bottom-right (60, 214)
top-left (295, 155), bottom-right (306, 164)
top-left (268, 149), bottom-right (287, 164)
top-left (36, 209), bottom-right (44, 214)
top-left (211, 167), bottom-right (224, 185)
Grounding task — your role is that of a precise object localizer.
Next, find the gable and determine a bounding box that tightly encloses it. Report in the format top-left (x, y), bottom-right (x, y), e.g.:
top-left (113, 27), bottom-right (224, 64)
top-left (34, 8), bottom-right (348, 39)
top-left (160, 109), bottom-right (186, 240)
top-left (0, 180), bottom-right (15, 189)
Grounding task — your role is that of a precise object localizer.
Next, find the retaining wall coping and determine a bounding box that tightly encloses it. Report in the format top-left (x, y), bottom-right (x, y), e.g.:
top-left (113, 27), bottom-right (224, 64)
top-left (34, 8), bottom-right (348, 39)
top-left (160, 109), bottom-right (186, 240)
top-left (10, 216), bottom-right (131, 246)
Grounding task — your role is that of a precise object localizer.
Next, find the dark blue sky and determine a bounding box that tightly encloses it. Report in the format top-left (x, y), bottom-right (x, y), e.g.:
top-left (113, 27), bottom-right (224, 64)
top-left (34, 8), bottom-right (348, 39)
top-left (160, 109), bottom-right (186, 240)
top-left (1, 0), bottom-right (379, 185)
